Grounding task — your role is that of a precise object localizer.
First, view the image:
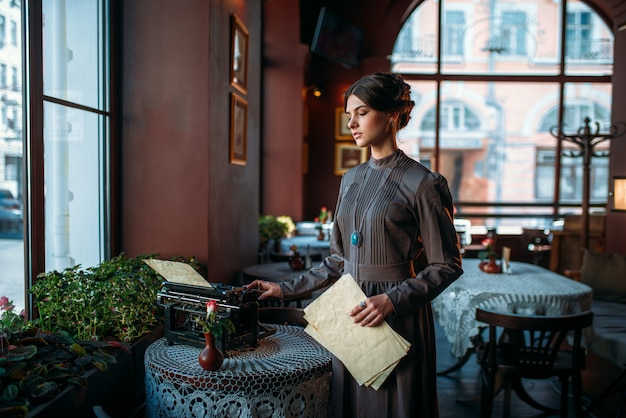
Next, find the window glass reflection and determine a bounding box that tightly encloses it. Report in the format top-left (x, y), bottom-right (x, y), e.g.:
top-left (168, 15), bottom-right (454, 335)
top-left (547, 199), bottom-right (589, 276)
top-left (43, 0), bottom-right (107, 111)
top-left (0, 0), bottom-right (24, 312)
top-left (43, 102), bottom-right (105, 271)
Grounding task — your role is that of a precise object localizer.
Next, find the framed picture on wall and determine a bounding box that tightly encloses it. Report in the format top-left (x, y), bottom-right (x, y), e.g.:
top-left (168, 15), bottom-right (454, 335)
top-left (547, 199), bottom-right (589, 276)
top-left (334, 143), bottom-right (367, 175)
top-left (230, 15), bottom-right (249, 95)
top-left (230, 93), bottom-right (248, 166)
top-left (335, 107), bottom-right (351, 139)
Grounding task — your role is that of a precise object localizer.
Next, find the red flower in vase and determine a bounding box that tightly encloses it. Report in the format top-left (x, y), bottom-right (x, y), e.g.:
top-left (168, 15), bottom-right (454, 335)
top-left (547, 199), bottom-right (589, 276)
top-left (196, 300), bottom-right (235, 337)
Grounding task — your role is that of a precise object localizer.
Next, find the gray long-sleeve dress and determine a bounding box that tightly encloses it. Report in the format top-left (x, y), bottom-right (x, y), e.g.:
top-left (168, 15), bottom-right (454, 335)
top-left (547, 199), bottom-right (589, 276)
top-left (279, 149), bottom-right (463, 418)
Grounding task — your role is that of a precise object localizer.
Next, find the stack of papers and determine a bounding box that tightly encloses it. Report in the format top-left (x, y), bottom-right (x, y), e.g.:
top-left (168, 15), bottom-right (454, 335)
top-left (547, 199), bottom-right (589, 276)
top-left (143, 259), bottom-right (213, 288)
top-left (303, 274), bottom-right (411, 390)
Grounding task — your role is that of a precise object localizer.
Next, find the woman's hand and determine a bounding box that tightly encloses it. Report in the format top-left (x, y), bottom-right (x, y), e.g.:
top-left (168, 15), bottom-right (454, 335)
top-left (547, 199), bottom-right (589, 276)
top-left (349, 293), bottom-right (394, 327)
top-left (246, 280), bottom-right (283, 300)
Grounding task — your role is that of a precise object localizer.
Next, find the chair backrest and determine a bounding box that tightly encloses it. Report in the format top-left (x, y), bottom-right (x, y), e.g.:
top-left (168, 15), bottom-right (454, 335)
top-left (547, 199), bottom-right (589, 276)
top-left (258, 307), bottom-right (307, 327)
top-left (475, 308), bottom-right (593, 379)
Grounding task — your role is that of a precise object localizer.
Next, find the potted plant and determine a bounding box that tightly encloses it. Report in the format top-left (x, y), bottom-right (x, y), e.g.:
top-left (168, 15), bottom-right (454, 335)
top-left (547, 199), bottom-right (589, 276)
top-left (0, 253), bottom-right (202, 417)
top-left (258, 215), bottom-right (294, 252)
top-left (0, 300), bottom-right (134, 417)
top-left (195, 300), bottom-right (235, 371)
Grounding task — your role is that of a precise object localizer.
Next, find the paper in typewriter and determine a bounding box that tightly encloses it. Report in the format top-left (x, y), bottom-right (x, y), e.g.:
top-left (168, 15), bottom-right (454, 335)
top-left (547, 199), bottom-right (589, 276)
top-left (303, 274), bottom-right (411, 390)
top-left (143, 259), bottom-right (213, 288)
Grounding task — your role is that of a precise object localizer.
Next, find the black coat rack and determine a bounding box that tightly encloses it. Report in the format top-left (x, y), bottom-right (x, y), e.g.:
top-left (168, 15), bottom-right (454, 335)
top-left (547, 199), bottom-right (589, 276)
top-left (551, 117), bottom-right (625, 251)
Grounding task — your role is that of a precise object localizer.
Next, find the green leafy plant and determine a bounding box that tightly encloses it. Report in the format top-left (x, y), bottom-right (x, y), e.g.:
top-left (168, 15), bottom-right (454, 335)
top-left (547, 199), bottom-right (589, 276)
top-left (0, 297), bottom-right (28, 343)
top-left (1, 299), bottom-right (131, 415)
top-left (0, 325), bottom-right (131, 415)
top-left (0, 253), bottom-right (203, 415)
top-left (30, 253), bottom-right (202, 343)
top-left (258, 215), bottom-right (291, 251)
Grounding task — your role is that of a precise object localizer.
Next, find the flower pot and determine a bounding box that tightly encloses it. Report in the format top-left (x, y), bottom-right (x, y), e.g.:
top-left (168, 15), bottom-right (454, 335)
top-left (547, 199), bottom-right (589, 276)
top-left (481, 258), bottom-right (501, 274)
top-left (288, 252), bottom-right (305, 271)
top-left (25, 326), bottom-right (164, 417)
top-left (198, 332), bottom-right (224, 371)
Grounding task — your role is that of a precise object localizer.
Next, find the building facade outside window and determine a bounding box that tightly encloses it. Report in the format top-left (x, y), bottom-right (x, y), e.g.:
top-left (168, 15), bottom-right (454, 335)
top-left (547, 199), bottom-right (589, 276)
top-left (391, 0), bottom-right (613, 231)
top-left (0, 0), bottom-right (24, 312)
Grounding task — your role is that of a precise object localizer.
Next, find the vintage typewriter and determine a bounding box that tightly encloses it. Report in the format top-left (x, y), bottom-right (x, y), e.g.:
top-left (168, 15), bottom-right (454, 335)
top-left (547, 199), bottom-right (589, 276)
top-left (146, 259), bottom-right (274, 352)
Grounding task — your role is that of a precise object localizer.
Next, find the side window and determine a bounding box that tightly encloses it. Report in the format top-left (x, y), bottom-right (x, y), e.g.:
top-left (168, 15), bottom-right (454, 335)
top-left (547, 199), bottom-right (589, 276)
top-left (444, 11), bottom-right (465, 56)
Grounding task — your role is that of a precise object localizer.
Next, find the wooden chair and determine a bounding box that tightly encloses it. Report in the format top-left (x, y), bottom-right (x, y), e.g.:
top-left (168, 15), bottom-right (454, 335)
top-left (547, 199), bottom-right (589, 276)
top-left (258, 307), bottom-right (307, 327)
top-left (475, 308), bottom-right (593, 418)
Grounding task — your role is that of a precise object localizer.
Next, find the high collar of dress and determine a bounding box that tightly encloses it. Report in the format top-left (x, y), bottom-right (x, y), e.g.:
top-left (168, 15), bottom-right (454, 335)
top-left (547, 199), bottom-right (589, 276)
top-left (368, 149), bottom-right (402, 169)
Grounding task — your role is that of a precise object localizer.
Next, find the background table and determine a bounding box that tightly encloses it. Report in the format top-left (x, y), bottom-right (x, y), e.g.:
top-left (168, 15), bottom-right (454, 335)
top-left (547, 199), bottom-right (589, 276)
top-left (432, 259), bottom-right (593, 359)
top-left (242, 261), bottom-right (306, 283)
top-left (145, 324), bottom-right (332, 417)
top-left (280, 236), bottom-right (331, 258)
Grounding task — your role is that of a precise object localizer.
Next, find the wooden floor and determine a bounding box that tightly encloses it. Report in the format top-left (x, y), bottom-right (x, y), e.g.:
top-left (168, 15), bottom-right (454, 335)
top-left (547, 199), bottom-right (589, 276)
top-left (434, 320), bottom-right (619, 418)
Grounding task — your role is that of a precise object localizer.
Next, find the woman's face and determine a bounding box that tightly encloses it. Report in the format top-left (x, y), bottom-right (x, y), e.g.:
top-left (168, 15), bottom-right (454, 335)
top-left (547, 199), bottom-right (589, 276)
top-left (345, 95), bottom-right (394, 150)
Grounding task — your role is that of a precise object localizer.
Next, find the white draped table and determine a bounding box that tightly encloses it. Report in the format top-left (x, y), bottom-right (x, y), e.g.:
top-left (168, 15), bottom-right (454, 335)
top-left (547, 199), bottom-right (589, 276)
top-left (432, 259), bottom-right (593, 361)
top-left (144, 324), bottom-right (332, 418)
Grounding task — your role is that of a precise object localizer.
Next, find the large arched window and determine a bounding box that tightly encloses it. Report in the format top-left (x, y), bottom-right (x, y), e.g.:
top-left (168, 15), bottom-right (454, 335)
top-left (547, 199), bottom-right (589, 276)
top-left (392, 0), bottom-right (613, 230)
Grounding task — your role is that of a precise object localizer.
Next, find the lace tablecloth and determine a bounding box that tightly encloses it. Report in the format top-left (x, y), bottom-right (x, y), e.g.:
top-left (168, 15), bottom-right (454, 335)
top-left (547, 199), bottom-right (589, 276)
top-left (432, 259), bottom-right (593, 357)
top-left (145, 324), bottom-right (332, 418)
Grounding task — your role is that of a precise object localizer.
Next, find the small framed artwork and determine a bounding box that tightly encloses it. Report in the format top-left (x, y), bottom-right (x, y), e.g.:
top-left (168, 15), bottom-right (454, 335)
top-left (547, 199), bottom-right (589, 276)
top-left (334, 143), bottom-right (367, 175)
top-left (335, 108), bottom-right (351, 139)
top-left (230, 93), bottom-right (248, 166)
top-left (230, 15), bottom-right (249, 95)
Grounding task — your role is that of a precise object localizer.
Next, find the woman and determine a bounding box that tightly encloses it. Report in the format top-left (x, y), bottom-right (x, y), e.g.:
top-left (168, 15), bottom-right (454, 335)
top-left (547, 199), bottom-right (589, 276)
top-left (249, 72), bottom-right (463, 417)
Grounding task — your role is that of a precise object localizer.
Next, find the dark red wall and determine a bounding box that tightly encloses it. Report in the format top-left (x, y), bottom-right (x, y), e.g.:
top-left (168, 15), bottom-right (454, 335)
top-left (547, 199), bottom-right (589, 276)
top-left (121, 0), bottom-right (262, 283)
top-left (261, 0), bottom-right (309, 221)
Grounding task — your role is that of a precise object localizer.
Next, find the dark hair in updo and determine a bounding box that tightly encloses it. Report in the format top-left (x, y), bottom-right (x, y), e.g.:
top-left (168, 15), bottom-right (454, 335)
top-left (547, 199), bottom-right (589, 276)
top-left (344, 72), bottom-right (415, 130)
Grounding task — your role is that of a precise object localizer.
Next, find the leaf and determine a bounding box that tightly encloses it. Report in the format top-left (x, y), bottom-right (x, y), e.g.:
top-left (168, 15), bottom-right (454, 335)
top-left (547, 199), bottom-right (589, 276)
top-left (31, 381), bottom-right (58, 398)
top-left (93, 350), bottom-right (117, 364)
top-left (90, 357), bottom-right (108, 372)
top-left (29, 364), bottom-right (48, 377)
top-left (74, 354), bottom-right (93, 367)
top-left (38, 331), bottom-right (74, 345)
top-left (7, 363), bottom-right (27, 380)
top-left (48, 362), bottom-right (72, 372)
top-left (107, 341), bottom-right (130, 353)
top-left (19, 375), bottom-right (44, 394)
top-left (2, 384), bottom-right (19, 401)
top-left (69, 343), bottom-right (87, 357)
top-left (0, 346), bottom-right (37, 363)
top-left (15, 337), bottom-right (48, 347)
top-left (50, 349), bottom-right (73, 362)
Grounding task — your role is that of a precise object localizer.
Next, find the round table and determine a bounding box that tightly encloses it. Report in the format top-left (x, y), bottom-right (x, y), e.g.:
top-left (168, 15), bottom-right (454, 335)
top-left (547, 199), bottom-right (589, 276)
top-left (279, 236), bottom-right (331, 258)
top-left (242, 262), bottom-right (306, 283)
top-left (145, 324), bottom-right (332, 418)
top-left (432, 258), bottom-right (593, 358)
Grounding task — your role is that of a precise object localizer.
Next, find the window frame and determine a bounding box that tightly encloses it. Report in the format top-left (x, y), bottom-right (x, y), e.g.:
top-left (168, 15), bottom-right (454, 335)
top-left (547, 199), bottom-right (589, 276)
top-left (23, 0), bottom-right (118, 319)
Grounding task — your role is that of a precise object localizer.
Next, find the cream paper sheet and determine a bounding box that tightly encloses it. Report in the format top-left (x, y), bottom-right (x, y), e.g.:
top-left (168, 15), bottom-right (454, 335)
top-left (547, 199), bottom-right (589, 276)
top-left (303, 274), bottom-right (411, 390)
top-left (143, 259), bottom-right (213, 288)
